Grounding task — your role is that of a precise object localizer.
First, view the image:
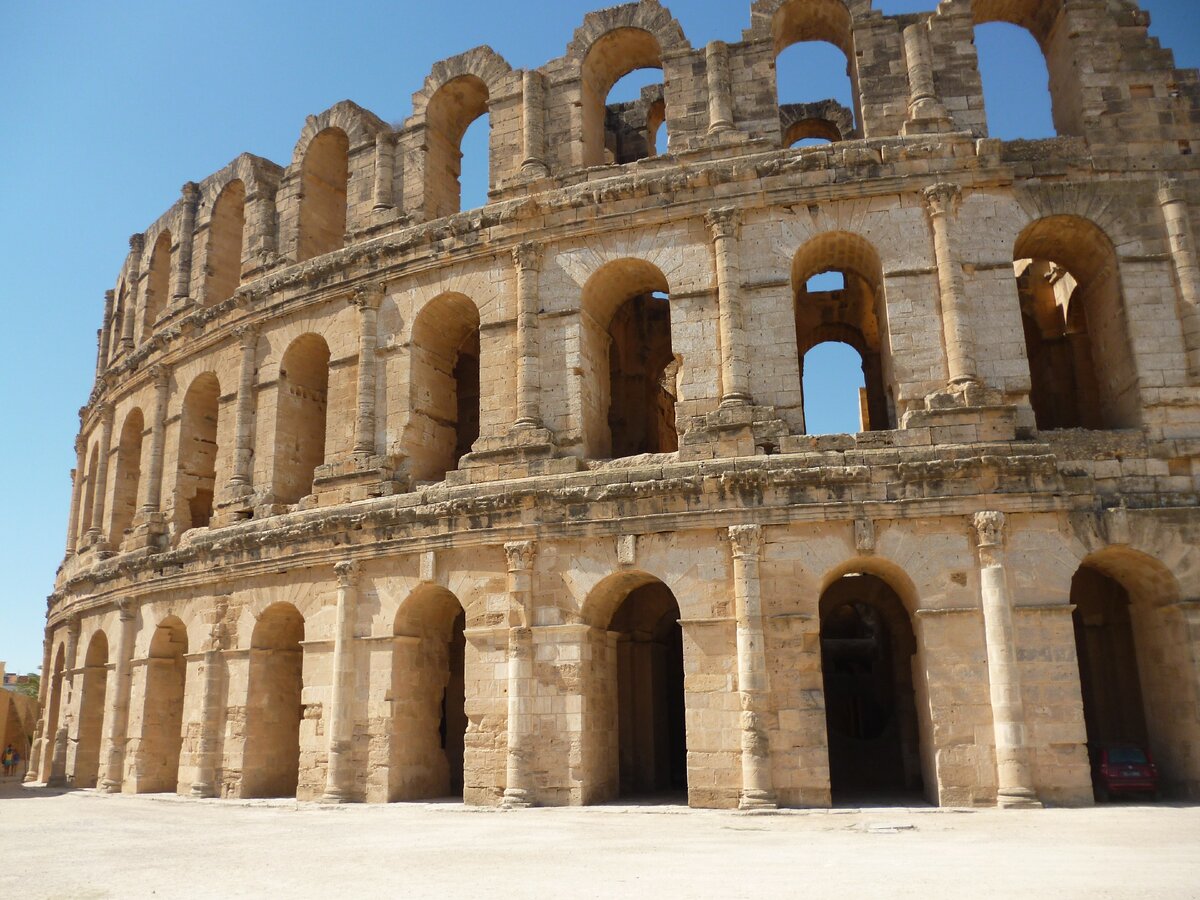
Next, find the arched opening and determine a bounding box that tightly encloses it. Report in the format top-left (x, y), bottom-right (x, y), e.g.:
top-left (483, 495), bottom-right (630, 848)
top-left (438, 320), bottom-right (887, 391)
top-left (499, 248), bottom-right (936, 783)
top-left (604, 70), bottom-right (667, 164)
top-left (793, 234), bottom-right (891, 432)
top-left (109, 409), bottom-right (145, 550)
top-left (297, 128), bottom-right (349, 262)
top-left (784, 119), bottom-right (841, 147)
top-left (772, 0), bottom-right (859, 145)
top-left (425, 75), bottom-right (491, 219)
top-left (142, 231), bottom-right (172, 341)
top-left (458, 111), bottom-right (491, 212)
top-left (819, 573), bottom-right (923, 804)
top-left (73, 631), bottom-right (109, 789)
top-left (272, 334), bottom-right (330, 504)
top-left (204, 179), bottom-right (245, 305)
top-left (802, 341), bottom-right (869, 435)
top-left (1013, 216), bottom-right (1137, 429)
top-left (581, 28), bottom-right (665, 167)
top-left (408, 293), bottom-right (480, 483)
top-left (390, 587), bottom-right (467, 801)
top-left (41, 645), bottom-right (66, 782)
top-left (110, 284), bottom-right (127, 361)
top-left (177, 373), bottom-right (221, 531)
top-left (972, 0), bottom-right (1081, 137)
top-left (243, 603), bottom-right (305, 799)
top-left (79, 444), bottom-right (100, 542)
top-left (1070, 554), bottom-right (1198, 799)
top-left (137, 617), bottom-right (188, 793)
top-left (580, 260), bottom-right (677, 458)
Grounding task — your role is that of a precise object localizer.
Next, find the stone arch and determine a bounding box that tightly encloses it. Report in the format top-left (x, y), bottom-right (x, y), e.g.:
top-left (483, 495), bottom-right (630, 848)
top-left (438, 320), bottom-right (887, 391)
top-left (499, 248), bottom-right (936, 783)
top-left (78, 442), bottom-right (101, 542)
top-left (289, 100), bottom-right (389, 168)
top-left (136, 615), bottom-right (188, 793)
top-left (407, 292), bottom-right (481, 483)
top-left (203, 179), bottom-right (245, 306)
top-left (41, 643), bottom-right (67, 782)
top-left (242, 602), bottom-right (305, 799)
top-left (781, 99), bottom-right (854, 145)
top-left (792, 232), bottom-right (891, 432)
top-left (296, 128), bottom-right (349, 263)
top-left (73, 629), bottom-right (109, 788)
top-left (579, 569), bottom-right (688, 803)
top-left (579, 258), bottom-right (676, 458)
top-left (272, 333), bottom-right (330, 504)
top-left (423, 74), bottom-right (492, 220)
top-left (141, 230), bottom-right (172, 342)
top-left (579, 28), bottom-right (665, 168)
top-left (176, 373), bottom-right (221, 532)
top-left (409, 45), bottom-right (514, 124)
top-left (110, 281), bottom-right (127, 361)
top-left (1069, 546), bottom-right (1199, 798)
top-left (109, 407), bottom-right (145, 550)
top-left (1012, 215), bottom-right (1139, 429)
top-left (389, 585), bottom-right (468, 802)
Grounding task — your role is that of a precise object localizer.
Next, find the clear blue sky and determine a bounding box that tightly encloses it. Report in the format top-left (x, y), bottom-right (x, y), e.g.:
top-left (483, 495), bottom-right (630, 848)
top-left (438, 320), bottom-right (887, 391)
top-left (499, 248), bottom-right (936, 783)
top-left (1, 0), bottom-right (1196, 675)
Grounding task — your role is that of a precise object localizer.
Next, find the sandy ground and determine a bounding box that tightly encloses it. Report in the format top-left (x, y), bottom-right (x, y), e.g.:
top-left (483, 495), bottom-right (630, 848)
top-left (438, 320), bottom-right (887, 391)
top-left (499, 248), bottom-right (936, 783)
top-left (2, 780), bottom-right (1198, 899)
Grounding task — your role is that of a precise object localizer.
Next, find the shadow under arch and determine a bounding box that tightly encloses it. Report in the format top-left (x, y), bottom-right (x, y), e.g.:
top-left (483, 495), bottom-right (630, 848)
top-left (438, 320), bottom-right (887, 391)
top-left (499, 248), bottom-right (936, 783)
top-left (242, 602), bottom-right (305, 799)
top-left (579, 569), bottom-right (687, 804)
top-left (1070, 545), bottom-right (1198, 798)
top-left (73, 629), bottom-right (110, 789)
top-left (390, 584), bottom-right (468, 802)
top-left (136, 615), bottom-right (188, 793)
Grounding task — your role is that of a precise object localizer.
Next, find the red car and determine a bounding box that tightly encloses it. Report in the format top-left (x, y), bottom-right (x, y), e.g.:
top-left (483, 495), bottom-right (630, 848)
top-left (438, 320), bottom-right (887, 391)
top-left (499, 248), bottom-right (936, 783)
top-left (1093, 745), bottom-right (1160, 802)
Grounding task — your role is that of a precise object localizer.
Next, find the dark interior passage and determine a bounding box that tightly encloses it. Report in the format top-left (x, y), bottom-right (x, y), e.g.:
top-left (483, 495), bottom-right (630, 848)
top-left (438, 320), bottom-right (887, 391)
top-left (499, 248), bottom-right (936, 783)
top-left (611, 582), bottom-right (687, 798)
top-left (608, 292), bottom-right (677, 458)
top-left (820, 573), bottom-right (923, 804)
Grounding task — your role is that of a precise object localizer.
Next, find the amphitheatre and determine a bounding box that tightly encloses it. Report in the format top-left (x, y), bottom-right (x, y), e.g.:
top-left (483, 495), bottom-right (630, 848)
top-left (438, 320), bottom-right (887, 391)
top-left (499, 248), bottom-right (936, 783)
top-left (24, 0), bottom-right (1200, 812)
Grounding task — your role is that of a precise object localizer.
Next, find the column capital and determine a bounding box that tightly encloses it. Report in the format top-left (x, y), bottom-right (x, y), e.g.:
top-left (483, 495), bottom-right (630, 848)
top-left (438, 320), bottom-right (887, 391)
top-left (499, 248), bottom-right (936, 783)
top-left (66, 614), bottom-right (81, 638)
top-left (973, 510), bottom-right (1006, 549)
top-left (1158, 178), bottom-right (1186, 206)
top-left (116, 598), bottom-right (136, 622)
top-left (74, 433), bottom-right (87, 454)
top-left (923, 182), bottom-right (961, 215)
top-left (705, 206), bottom-right (742, 241)
top-left (334, 559), bottom-right (358, 588)
top-left (104, 289), bottom-right (115, 304)
top-left (729, 524), bottom-right (763, 559)
top-left (181, 181), bottom-right (201, 202)
top-left (148, 363), bottom-right (171, 389)
top-left (96, 401), bottom-right (115, 424)
top-left (511, 241), bottom-right (544, 273)
top-left (350, 281), bottom-right (386, 311)
top-left (233, 322), bottom-right (259, 349)
top-left (374, 130), bottom-right (396, 148)
top-left (504, 540), bottom-right (537, 572)
top-left (129, 233), bottom-right (145, 255)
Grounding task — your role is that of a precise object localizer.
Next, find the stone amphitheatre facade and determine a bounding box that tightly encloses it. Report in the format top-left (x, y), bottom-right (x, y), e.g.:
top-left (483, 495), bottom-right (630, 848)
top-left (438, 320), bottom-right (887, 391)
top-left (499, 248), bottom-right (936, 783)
top-left (28, 0), bottom-right (1200, 810)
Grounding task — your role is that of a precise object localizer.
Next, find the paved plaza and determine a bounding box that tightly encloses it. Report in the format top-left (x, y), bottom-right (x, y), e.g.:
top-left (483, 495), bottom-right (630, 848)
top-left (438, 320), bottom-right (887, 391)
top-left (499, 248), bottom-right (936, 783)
top-left (3, 781), bottom-right (1198, 899)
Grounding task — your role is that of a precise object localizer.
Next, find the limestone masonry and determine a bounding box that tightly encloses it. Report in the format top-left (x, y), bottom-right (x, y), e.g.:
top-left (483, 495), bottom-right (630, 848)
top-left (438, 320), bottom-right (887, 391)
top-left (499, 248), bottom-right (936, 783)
top-left (30, 0), bottom-right (1200, 809)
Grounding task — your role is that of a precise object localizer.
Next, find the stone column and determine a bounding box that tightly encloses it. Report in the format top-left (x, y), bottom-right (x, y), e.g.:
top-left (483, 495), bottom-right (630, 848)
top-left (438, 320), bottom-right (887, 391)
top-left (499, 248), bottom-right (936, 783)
top-left (729, 525), bottom-right (777, 810)
top-left (902, 24), bottom-right (951, 133)
top-left (121, 234), bottom-right (144, 351)
top-left (521, 71), bottom-right (550, 177)
top-left (97, 291), bottom-right (114, 378)
top-left (323, 560), bottom-right (360, 802)
top-left (172, 182), bottom-right (201, 302)
top-left (65, 435), bottom-right (87, 556)
top-left (706, 207), bottom-right (753, 406)
top-left (502, 540), bottom-right (536, 808)
top-left (190, 611), bottom-right (228, 799)
top-left (512, 242), bottom-right (544, 429)
top-left (372, 133), bottom-right (395, 210)
top-left (85, 403), bottom-right (115, 546)
top-left (139, 364), bottom-right (172, 516)
top-left (24, 637), bottom-right (53, 783)
top-left (351, 284), bottom-right (384, 455)
top-left (227, 325), bottom-right (259, 492)
top-left (706, 41), bottom-right (734, 134)
top-left (1158, 180), bottom-right (1200, 377)
top-left (974, 511), bottom-right (1041, 809)
top-left (99, 600), bottom-right (137, 793)
top-left (923, 183), bottom-right (978, 387)
top-left (246, 187), bottom-right (278, 271)
top-left (48, 616), bottom-right (81, 787)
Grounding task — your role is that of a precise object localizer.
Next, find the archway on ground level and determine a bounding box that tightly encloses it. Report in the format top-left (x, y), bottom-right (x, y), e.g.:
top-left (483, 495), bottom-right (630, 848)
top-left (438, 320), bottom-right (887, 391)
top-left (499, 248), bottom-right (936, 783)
top-left (408, 293), bottom-right (481, 483)
top-left (580, 259), bottom-right (678, 458)
top-left (272, 334), bottom-right (330, 504)
top-left (1070, 553), bottom-right (1196, 799)
top-left (819, 573), bottom-right (923, 804)
top-left (242, 603), bottom-right (304, 799)
top-left (1013, 216), bottom-right (1137, 429)
top-left (74, 631), bottom-right (110, 788)
top-left (793, 234), bottom-right (892, 432)
top-left (137, 617), bottom-right (188, 793)
top-left (390, 587), bottom-right (467, 802)
top-left (42, 645), bottom-right (66, 782)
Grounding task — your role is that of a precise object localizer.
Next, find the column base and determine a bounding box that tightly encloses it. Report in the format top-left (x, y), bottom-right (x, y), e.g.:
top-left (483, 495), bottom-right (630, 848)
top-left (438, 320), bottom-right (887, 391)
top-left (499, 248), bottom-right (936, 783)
top-left (312, 454), bottom-right (408, 506)
top-left (320, 790), bottom-right (358, 804)
top-left (190, 781), bottom-right (217, 799)
top-left (449, 427), bottom-right (585, 485)
top-left (98, 778), bottom-right (123, 795)
top-left (997, 788), bottom-right (1042, 809)
top-left (678, 403), bottom-right (788, 461)
top-left (738, 790), bottom-right (779, 812)
top-left (500, 788), bottom-right (533, 809)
